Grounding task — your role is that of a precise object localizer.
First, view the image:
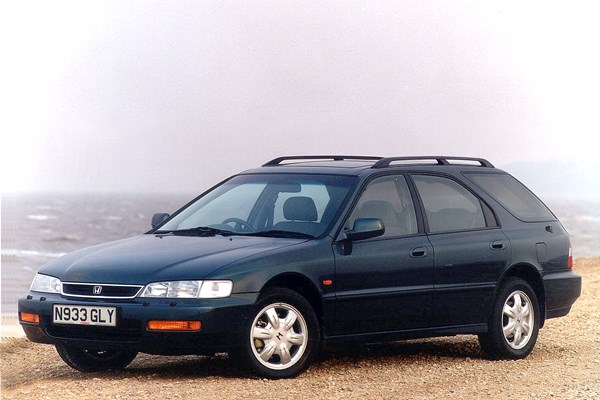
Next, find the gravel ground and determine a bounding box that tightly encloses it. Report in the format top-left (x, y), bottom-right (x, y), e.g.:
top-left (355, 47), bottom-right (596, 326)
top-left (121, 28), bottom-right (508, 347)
top-left (1, 258), bottom-right (599, 400)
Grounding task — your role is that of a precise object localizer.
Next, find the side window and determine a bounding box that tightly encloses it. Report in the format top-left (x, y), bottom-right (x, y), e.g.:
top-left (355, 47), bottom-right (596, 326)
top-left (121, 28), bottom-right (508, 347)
top-left (412, 175), bottom-right (486, 233)
top-left (347, 175), bottom-right (418, 237)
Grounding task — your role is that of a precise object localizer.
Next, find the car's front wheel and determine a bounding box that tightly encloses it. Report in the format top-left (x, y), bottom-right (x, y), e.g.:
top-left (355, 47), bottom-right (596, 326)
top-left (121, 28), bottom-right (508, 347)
top-left (55, 344), bottom-right (137, 372)
top-left (240, 288), bottom-right (319, 379)
top-left (479, 277), bottom-right (540, 359)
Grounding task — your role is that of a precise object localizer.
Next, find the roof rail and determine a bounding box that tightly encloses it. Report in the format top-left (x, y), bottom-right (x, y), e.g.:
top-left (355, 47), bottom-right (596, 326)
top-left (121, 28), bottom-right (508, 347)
top-left (372, 156), bottom-right (494, 169)
top-left (263, 155), bottom-right (383, 167)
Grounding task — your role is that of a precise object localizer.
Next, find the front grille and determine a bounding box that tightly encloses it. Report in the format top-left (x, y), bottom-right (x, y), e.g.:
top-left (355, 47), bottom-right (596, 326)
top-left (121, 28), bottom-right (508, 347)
top-left (62, 283), bottom-right (143, 299)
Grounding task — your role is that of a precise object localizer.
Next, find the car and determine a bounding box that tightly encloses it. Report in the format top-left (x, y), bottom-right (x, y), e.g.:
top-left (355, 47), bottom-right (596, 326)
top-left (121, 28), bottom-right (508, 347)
top-left (19, 155), bottom-right (581, 378)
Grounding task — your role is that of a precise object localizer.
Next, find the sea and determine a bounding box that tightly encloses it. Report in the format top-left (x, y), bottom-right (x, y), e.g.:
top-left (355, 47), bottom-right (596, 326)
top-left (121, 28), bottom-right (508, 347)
top-left (2, 193), bottom-right (599, 315)
top-left (1, 193), bottom-right (193, 315)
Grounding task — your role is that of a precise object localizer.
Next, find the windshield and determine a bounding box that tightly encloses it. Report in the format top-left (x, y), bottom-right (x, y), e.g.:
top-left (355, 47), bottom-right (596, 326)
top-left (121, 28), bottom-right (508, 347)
top-left (156, 174), bottom-right (357, 238)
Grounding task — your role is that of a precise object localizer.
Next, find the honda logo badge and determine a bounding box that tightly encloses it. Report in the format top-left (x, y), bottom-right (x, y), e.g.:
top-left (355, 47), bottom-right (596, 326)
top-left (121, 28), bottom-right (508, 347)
top-left (93, 285), bottom-right (103, 295)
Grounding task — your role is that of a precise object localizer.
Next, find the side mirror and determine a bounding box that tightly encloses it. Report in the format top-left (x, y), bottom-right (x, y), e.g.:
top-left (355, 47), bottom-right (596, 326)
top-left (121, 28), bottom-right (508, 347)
top-left (151, 213), bottom-right (170, 228)
top-left (345, 218), bottom-right (385, 241)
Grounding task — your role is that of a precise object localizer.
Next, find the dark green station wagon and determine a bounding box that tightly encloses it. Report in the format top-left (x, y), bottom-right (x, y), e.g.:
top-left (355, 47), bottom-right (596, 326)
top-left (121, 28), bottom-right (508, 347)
top-left (19, 156), bottom-right (581, 378)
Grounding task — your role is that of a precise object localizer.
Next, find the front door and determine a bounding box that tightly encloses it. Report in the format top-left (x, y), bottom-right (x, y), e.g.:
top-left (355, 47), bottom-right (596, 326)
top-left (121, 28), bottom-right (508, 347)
top-left (332, 174), bottom-right (435, 335)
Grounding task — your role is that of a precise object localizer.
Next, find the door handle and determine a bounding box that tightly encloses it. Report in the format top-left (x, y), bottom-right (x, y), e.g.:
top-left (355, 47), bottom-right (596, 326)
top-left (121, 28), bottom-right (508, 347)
top-left (410, 247), bottom-right (428, 257)
top-left (490, 240), bottom-right (506, 250)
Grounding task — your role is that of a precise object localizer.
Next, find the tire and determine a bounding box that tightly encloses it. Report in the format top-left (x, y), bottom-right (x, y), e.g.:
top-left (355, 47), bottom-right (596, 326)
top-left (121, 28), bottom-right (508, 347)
top-left (239, 288), bottom-right (319, 379)
top-left (55, 344), bottom-right (137, 372)
top-left (478, 277), bottom-right (540, 359)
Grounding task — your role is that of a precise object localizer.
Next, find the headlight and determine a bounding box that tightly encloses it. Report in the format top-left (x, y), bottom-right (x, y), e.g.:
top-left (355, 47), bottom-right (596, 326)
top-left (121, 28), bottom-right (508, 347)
top-left (140, 280), bottom-right (233, 299)
top-left (198, 280), bottom-right (233, 298)
top-left (30, 273), bottom-right (62, 294)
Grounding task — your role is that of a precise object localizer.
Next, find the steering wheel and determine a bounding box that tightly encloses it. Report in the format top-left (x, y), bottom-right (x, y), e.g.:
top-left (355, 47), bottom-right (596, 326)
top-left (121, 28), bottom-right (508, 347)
top-left (221, 217), bottom-right (255, 233)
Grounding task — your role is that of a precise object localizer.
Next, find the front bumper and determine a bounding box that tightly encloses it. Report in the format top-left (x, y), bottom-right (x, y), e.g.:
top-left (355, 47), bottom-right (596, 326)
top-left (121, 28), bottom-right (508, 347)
top-left (542, 270), bottom-right (582, 319)
top-left (18, 292), bottom-right (259, 355)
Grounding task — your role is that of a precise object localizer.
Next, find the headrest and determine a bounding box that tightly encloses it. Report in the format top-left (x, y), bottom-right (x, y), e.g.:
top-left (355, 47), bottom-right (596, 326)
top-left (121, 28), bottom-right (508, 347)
top-left (283, 196), bottom-right (318, 222)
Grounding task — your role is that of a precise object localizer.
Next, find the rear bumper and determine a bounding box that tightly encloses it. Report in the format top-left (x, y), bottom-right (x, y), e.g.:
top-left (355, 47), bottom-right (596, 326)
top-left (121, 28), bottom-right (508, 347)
top-left (18, 292), bottom-right (258, 355)
top-left (542, 270), bottom-right (582, 319)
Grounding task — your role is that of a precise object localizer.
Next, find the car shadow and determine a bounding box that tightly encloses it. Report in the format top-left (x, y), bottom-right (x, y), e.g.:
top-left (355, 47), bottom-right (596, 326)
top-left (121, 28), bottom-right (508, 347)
top-left (14, 335), bottom-right (494, 384)
top-left (92, 335), bottom-right (487, 380)
top-left (321, 335), bottom-right (485, 363)
top-left (114, 353), bottom-right (246, 379)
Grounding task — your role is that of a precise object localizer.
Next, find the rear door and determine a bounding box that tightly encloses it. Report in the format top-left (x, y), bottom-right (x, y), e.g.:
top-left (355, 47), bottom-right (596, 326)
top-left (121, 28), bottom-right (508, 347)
top-left (411, 174), bottom-right (511, 327)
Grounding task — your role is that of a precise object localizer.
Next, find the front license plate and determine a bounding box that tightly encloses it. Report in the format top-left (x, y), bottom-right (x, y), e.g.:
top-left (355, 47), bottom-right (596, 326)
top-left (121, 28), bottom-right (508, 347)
top-left (53, 305), bottom-right (117, 327)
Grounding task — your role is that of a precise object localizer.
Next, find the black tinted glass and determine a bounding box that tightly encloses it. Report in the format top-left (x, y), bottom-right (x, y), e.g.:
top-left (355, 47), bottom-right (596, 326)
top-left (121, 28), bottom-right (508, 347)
top-left (466, 173), bottom-right (555, 222)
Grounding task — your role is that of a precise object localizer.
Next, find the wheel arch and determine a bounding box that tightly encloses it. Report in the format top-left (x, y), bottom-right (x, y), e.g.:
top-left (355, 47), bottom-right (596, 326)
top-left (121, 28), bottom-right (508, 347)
top-left (498, 263), bottom-right (546, 327)
top-left (260, 273), bottom-right (324, 325)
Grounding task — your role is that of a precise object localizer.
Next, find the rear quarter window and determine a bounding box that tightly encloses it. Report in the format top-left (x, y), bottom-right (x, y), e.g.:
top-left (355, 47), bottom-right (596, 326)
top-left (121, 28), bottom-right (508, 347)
top-left (465, 173), bottom-right (556, 222)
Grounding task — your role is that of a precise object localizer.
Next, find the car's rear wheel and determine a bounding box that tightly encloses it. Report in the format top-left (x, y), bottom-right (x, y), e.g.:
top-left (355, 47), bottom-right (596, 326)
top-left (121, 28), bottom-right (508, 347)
top-left (55, 344), bottom-right (137, 372)
top-left (240, 288), bottom-right (319, 379)
top-left (479, 277), bottom-right (540, 359)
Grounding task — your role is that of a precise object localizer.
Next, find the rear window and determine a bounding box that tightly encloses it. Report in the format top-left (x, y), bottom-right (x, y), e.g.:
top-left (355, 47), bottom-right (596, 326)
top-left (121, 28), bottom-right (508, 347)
top-left (465, 173), bottom-right (555, 222)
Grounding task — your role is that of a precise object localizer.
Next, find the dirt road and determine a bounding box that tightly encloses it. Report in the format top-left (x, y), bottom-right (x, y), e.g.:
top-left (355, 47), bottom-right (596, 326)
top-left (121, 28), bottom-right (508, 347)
top-left (2, 258), bottom-right (599, 399)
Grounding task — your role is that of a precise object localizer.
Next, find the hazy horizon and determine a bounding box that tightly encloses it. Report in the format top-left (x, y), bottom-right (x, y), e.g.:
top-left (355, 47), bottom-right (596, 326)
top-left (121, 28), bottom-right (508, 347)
top-left (2, 159), bottom-right (599, 200)
top-left (2, 1), bottom-right (599, 196)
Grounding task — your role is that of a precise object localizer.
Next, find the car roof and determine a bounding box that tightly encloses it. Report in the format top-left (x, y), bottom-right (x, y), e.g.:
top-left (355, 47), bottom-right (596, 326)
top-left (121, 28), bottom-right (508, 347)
top-left (240, 155), bottom-right (501, 176)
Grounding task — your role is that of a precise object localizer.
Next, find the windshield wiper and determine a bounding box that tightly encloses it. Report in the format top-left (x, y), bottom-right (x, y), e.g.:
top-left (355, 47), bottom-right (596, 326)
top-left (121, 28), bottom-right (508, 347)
top-left (156, 227), bottom-right (314, 239)
top-left (242, 230), bottom-right (315, 239)
top-left (159, 226), bottom-right (236, 237)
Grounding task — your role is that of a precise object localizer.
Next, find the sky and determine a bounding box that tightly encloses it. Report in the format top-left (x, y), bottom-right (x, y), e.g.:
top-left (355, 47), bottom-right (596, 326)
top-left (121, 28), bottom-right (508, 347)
top-left (1, 1), bottom-right (599, 195)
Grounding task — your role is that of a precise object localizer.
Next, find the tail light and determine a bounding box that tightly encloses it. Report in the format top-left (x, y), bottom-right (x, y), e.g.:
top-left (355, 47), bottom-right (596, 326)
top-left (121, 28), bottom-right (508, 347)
top-left (567, 241), bottom-right (573, 269)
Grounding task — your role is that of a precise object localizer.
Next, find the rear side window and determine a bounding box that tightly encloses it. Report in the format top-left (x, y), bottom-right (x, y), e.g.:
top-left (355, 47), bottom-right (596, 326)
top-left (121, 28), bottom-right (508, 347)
top-left (412, 175), bottom-right (486, 233)
top-left (465, 173), bottom-right (555, 222)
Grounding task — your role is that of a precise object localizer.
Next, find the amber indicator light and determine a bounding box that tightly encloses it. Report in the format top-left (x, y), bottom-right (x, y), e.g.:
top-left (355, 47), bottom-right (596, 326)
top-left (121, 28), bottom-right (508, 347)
top-left (147, 320), bottom-right (201, 331)
top-left (20, 312), bottom-right (40, 324)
